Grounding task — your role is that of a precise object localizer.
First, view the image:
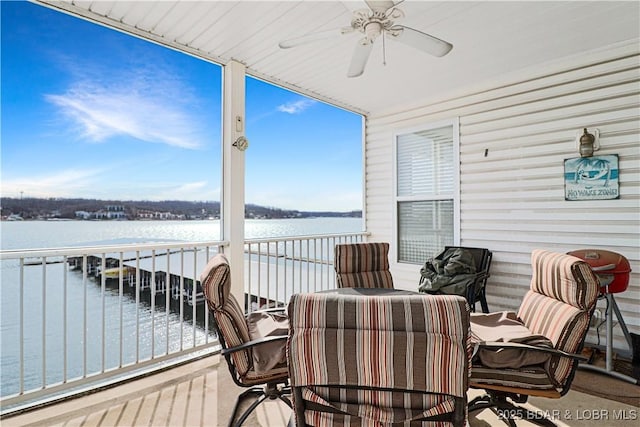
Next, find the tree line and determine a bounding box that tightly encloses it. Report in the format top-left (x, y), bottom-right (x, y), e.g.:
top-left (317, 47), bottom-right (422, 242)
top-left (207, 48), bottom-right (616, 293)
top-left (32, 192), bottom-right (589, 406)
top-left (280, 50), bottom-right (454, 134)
top-left (0, 197), bottom-right (361, 220)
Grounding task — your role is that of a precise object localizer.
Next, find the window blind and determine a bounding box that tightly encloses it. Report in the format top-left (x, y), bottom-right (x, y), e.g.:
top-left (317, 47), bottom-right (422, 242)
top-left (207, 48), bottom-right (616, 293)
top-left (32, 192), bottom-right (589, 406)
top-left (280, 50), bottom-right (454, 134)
top-left (396, 124), bottom-right (455, 264)
top-left (396, 126), bottom-right (454, 197)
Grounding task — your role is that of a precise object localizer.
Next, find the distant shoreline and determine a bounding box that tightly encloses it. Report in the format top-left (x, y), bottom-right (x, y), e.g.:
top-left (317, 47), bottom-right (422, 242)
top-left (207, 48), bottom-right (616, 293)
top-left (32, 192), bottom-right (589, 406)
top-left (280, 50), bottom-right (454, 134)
top-left (1, 216), bottom-right (361, 222)
top-left (0, 197), bottom-right (362, 221)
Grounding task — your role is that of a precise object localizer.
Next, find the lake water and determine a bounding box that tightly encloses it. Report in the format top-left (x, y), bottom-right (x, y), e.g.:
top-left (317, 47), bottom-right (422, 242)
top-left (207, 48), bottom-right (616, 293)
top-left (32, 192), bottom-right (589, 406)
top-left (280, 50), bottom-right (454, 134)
top-left (0, 217), bottom-right (363, 250)
top-left (0, 218), bottom-right (362, 398)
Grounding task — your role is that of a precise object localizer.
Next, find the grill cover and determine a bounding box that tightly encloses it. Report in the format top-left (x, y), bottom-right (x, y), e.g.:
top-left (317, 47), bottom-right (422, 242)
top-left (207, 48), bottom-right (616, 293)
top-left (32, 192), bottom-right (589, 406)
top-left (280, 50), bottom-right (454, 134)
top-left (568, 249), bottom-right (631, 294)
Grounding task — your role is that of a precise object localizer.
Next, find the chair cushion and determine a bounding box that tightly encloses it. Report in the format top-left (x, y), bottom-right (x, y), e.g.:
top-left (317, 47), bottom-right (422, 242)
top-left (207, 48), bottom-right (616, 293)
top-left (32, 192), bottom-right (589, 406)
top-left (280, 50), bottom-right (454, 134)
top-left (519, 250), bottom-right (599, 386)
top-left (470, 312), bottom-right (553, 369)
top-left (200, 253), bottom-right (232, 309)
top-left (470, 250), bottom-right (599, 391)
top-left (337, 270), bottom-right (394, 289)
top-left (200, 253), bottom-right (252, 377)
top-left (529, 249), bottom-right (599, 310)
top-left (334, 242), bottom-right (390, 273)
top-left (288, 292), bottom-right (470, 426)
top-left (300, 386), bottom-right (457, 425)
top-left (334, 242), bottom-right (393, 288)
top-left (247, 310), bottom-right (289, 374)
top-left (288, 293), bottom-right (470, 397)
top-left (518, 291), bottom-right (591, 385)
top-left (470, 365), bottom-right (555, 390)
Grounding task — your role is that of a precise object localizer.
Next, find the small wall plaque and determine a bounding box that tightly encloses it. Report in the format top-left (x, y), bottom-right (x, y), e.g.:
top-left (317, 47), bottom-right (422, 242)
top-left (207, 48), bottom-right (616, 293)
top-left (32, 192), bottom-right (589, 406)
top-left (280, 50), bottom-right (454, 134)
top-left (564, 154), bottom-right (619, 200)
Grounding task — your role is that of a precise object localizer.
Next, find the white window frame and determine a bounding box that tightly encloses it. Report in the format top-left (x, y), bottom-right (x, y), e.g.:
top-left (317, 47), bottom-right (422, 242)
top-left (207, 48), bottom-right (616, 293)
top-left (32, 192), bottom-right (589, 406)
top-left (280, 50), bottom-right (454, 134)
top-left (392, 118), bottom-right (461, 264)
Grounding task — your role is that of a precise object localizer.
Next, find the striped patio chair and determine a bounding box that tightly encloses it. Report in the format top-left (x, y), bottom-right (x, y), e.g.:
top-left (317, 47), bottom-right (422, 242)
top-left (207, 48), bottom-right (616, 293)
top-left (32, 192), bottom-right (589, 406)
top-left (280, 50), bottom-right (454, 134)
top-left (287, 292), bottom-right (471, 426)
top-left (468, 249), bottom-right (600, 426)
top-left (200, 253), bottom-right (292, 427)
top-left (334, 242), bottom-right (394, 288)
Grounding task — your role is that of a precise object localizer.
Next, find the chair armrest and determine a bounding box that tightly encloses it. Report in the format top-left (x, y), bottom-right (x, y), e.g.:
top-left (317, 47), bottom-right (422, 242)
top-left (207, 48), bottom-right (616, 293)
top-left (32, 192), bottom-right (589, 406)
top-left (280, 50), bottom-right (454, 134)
top-left (221, 334), bottom-right (288, 356)
top-left (473, 341), bottom-right (589, 362)
top-left (476, 271), bottom-right (490, 280)
top-left (469, 271), bottom-right (490, 282)
top-left (246, 307), bottom-right (287, 316)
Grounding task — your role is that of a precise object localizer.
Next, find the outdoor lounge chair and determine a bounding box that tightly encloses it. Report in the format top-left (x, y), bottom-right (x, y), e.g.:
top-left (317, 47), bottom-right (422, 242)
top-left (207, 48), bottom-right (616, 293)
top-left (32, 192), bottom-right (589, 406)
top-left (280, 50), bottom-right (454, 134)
top-left (200, 253), bottom-right (292, 427)
top-left (287, 292), bottom-right (471, 426)
top-left (334, 242), bottom-right (394, 288)
top-left (468, 249), bottom-right (599, 426)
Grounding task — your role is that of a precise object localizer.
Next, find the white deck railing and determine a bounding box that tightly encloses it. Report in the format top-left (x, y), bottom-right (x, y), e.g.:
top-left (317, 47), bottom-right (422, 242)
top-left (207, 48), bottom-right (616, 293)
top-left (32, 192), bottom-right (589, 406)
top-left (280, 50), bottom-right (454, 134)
top-left (0, 241), bottom-right (227, 414)
top-left (244, 232), bottom-right (367, 310)
top-left (0, 232), bottom-right (367, 415)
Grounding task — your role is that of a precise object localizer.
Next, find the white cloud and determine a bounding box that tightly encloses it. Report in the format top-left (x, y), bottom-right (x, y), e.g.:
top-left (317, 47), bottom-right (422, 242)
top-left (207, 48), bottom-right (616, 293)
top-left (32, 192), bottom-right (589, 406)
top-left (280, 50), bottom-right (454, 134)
top-left (246, 188), bottom-right (361, 212)
top-left (1, 169), bottom-right (221, 202)
top-left (276, 99), bottom-right (317, 114)
top-left (153, 181), bottom-right (217, 201)
top-left (1, 169), bottom-right (104, 199)
top-left (45, 67), bottom-right (205, 149)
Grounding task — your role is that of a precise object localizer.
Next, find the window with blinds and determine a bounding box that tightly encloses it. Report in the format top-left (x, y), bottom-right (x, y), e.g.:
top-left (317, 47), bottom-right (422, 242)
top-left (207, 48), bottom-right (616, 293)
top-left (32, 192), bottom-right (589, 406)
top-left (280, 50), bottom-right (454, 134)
top-left (395, 122), bottom-right (459, 264)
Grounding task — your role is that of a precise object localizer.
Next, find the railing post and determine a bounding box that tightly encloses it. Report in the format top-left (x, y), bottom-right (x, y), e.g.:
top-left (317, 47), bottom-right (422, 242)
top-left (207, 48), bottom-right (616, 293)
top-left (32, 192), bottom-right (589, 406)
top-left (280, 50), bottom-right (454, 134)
top-left (222, 59), bottom-right (247, 307)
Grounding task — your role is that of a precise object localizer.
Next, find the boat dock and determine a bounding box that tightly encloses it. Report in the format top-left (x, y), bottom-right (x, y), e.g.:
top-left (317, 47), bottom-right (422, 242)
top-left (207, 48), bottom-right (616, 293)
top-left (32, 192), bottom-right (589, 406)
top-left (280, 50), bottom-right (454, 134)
top-left (68, 249), bottom-right (286, 309)
top-left (68, 249), bottom-right (209, 306)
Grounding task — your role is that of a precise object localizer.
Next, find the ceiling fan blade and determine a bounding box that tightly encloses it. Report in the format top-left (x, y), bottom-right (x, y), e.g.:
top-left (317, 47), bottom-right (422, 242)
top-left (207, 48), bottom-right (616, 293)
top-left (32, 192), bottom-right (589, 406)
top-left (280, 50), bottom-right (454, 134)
top-left (365, 0), bottom-right (396, 13)
top-left (279, 27), bottom-right (353, 49)
top-left (347, 39), bottom-right (374, 78)
top-left (389, 25), bottom-right (453, 57)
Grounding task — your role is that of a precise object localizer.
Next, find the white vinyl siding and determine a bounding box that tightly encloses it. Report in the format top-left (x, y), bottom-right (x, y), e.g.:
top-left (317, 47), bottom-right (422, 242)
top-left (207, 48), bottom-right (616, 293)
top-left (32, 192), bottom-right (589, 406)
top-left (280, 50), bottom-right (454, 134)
top-left (364, 40), bottom-right (639, 350)
top-left (394, 123), bottom-right (459, 263)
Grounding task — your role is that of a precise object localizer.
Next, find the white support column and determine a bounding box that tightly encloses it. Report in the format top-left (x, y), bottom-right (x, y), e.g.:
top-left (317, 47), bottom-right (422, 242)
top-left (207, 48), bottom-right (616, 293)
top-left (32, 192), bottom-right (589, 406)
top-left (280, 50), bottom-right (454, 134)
top-left (222, 60), bottom-right (246, 307)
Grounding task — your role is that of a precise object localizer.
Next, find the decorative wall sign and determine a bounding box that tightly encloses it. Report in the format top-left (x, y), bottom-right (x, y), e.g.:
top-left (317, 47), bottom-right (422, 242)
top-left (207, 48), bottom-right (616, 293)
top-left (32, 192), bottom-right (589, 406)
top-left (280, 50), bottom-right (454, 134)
top-left (564, 154), bottom-right (619, 200)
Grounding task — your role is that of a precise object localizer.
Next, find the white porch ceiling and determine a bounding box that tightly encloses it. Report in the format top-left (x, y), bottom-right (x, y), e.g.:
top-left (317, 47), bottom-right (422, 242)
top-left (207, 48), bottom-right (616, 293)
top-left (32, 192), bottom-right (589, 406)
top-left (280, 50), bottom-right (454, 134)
top-left (36, 1), bottom-right (640, 116)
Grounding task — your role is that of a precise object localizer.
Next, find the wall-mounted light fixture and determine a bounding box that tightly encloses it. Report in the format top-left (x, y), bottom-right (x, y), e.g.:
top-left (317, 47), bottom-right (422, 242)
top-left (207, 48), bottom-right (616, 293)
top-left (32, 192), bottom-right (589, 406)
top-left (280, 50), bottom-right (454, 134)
top-left (233, 136), bottom-right (249, 151)
top-left (577, 128), bottom-right (599, 157)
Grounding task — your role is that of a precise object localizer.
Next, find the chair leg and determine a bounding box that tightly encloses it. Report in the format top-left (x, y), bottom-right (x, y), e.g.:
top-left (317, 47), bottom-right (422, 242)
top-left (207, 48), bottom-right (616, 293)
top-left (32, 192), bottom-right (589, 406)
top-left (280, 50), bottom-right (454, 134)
top-left (229, 387), bottom-right (265, 427)
top-left (277, 393), bottom-right (293, 408)
top-left (468, 393), bottom-right (494, 412)
top-left (229, 383), bottom-right (292, 427)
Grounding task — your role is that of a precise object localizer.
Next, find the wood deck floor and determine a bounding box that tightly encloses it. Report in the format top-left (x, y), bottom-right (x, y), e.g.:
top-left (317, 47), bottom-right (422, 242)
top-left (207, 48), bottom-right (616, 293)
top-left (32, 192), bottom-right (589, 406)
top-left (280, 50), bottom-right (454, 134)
top-left (2, 355), bottom-right (637, 427)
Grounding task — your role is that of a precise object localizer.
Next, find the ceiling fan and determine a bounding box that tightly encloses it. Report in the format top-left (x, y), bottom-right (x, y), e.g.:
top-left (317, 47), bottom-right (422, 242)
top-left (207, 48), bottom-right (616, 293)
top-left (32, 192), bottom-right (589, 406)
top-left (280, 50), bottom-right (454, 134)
top-left (278, 0), bottom-right (453, 78)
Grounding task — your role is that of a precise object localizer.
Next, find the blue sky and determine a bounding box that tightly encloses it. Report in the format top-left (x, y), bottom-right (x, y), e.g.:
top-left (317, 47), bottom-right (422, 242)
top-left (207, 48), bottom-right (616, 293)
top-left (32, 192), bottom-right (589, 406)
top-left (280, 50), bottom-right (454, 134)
top-left (1, 1), bottom-right (363, 212)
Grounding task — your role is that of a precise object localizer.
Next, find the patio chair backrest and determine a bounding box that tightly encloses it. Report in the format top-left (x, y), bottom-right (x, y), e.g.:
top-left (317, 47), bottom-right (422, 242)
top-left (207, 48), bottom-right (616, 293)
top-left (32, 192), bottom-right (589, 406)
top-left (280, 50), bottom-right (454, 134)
top-left (334, 242), bottom-right (394, 288)
top-left (517, 249), bottom-right (599, 385)
top-left (200, 253), bottom-right (252, 377)
top-left (287, 292), bottom-right (471, 426)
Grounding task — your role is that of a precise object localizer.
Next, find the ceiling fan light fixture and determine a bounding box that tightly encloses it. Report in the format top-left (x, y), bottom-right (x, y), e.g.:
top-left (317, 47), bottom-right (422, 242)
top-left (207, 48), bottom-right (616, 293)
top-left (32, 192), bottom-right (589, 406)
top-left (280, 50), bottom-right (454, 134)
top-left (364, 22), bottom-right (383, 42)
top-left (278, 1), bottom-right (454, 77)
